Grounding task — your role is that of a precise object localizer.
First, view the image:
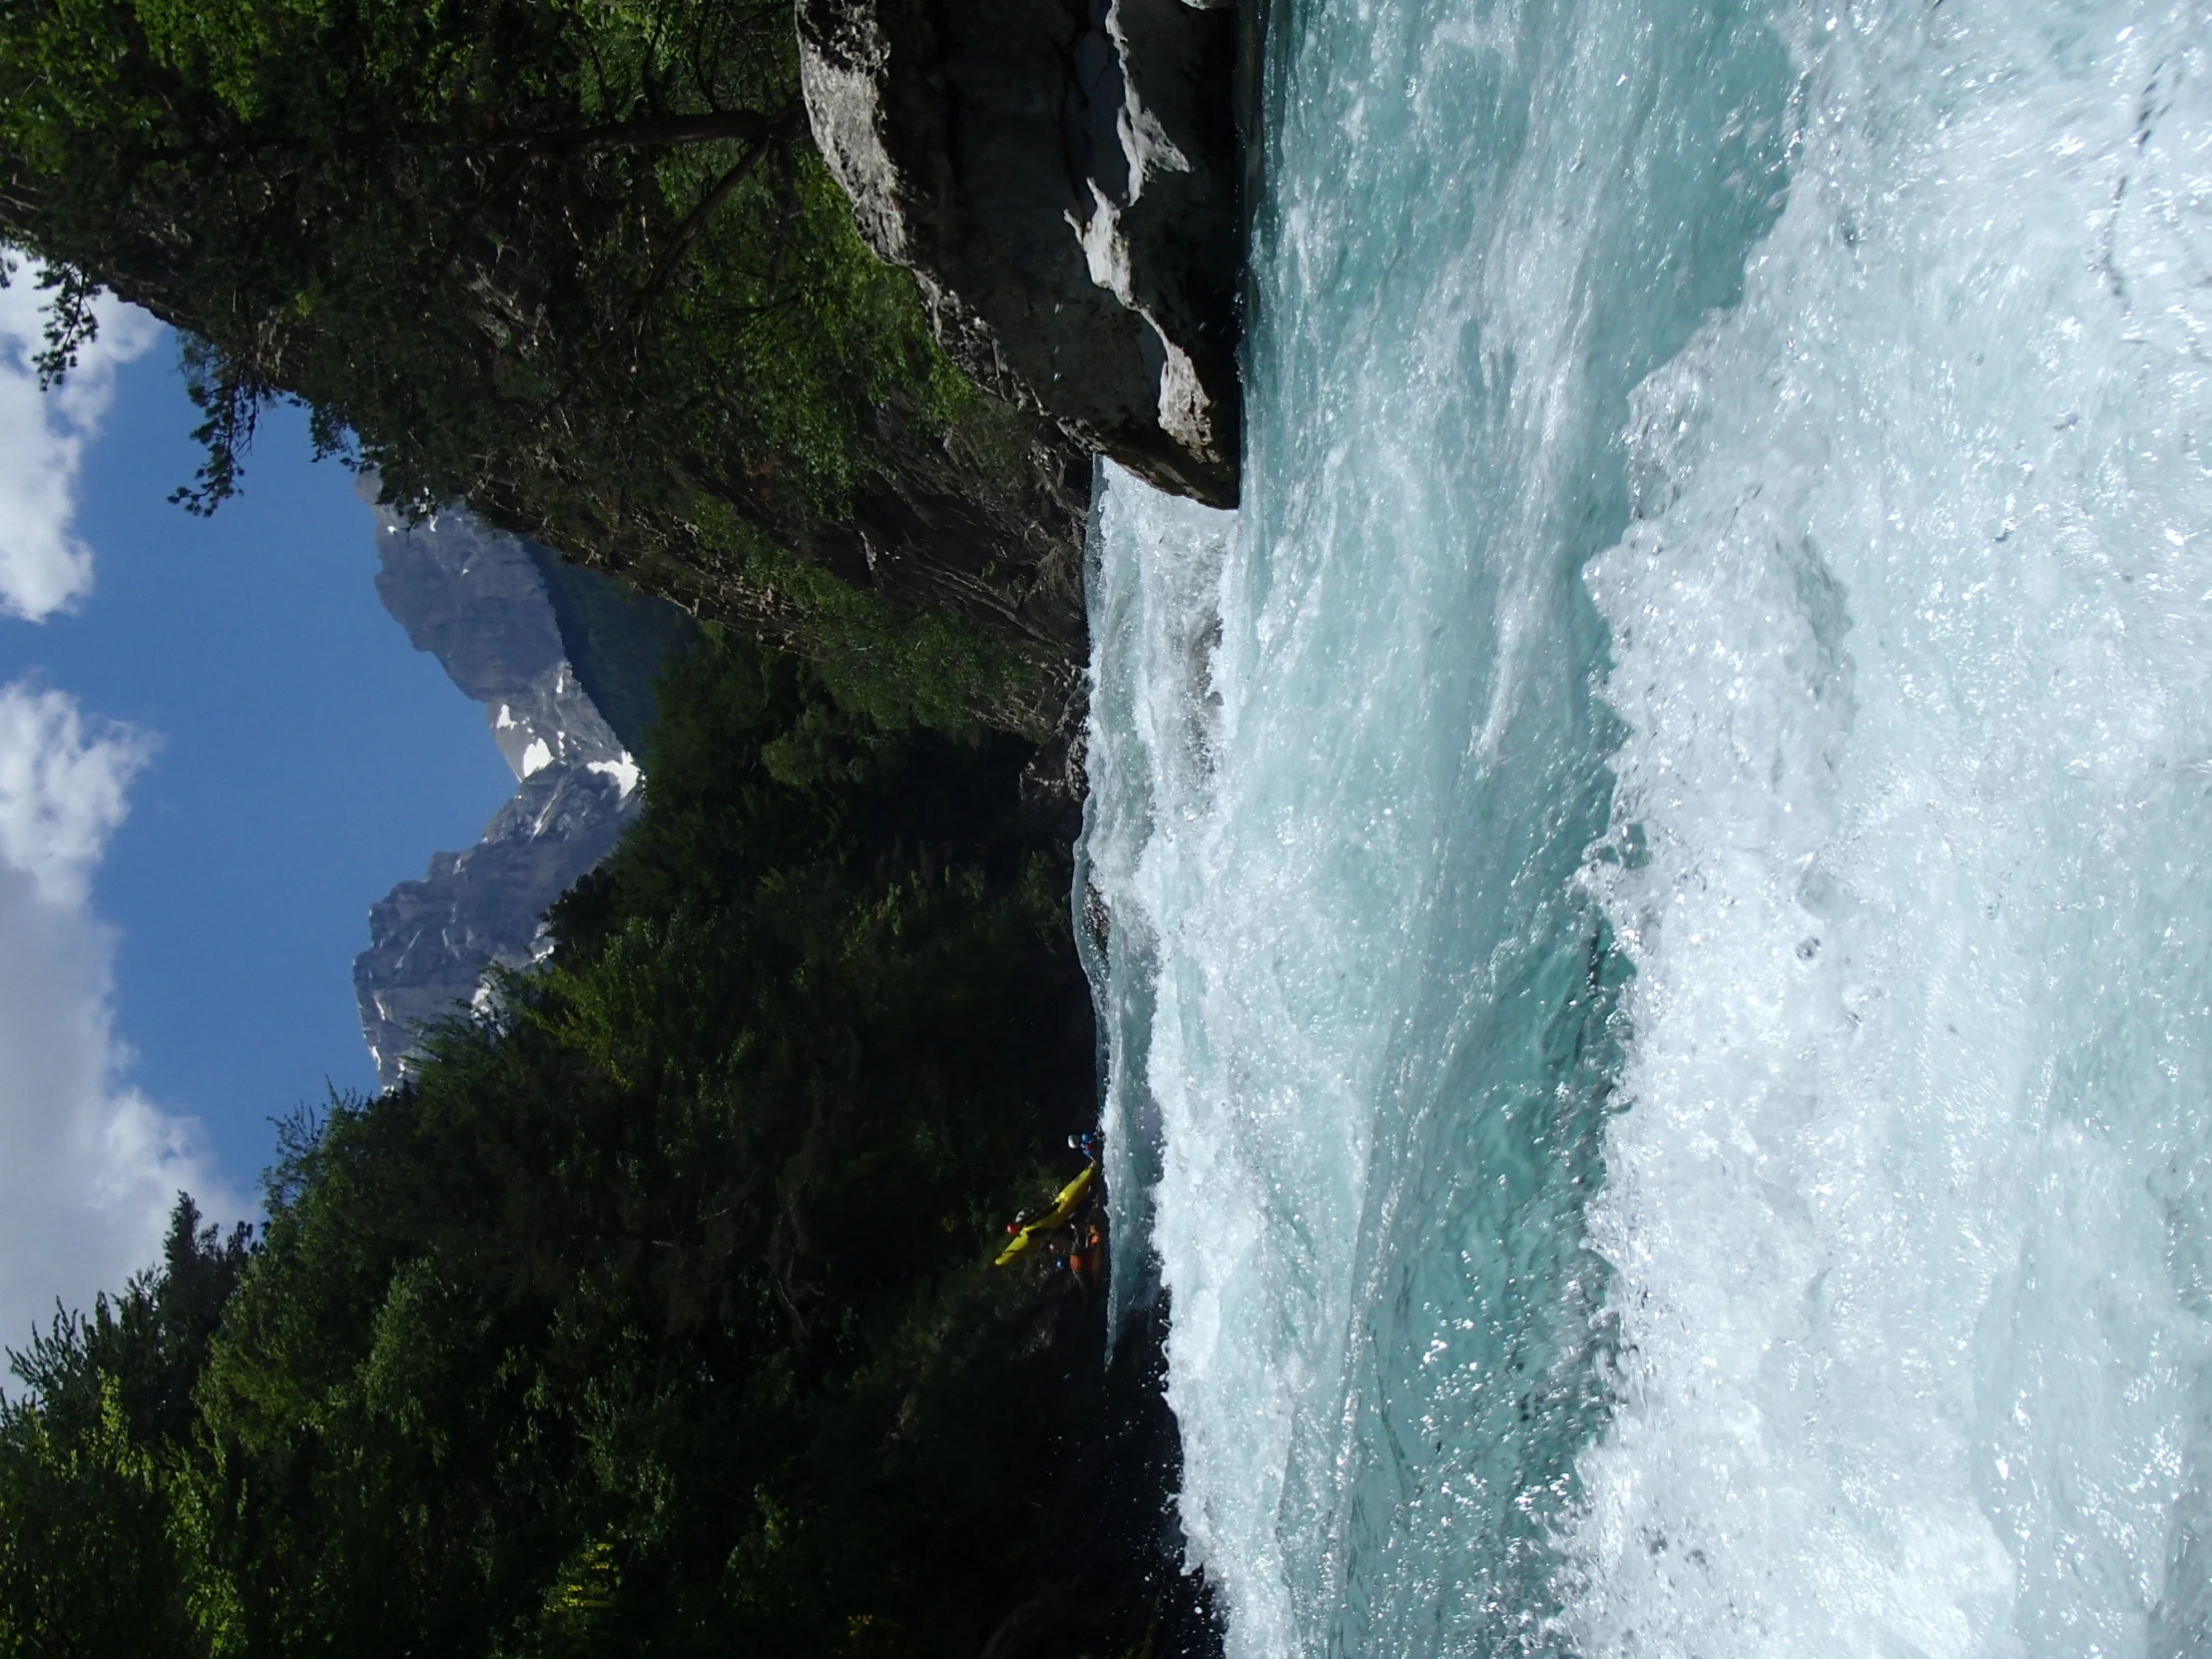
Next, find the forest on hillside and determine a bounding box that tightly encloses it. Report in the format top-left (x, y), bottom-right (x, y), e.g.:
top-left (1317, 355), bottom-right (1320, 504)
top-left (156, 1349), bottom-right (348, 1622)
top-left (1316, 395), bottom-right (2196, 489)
top-left (0, 630), bottom-right (1170, 1657)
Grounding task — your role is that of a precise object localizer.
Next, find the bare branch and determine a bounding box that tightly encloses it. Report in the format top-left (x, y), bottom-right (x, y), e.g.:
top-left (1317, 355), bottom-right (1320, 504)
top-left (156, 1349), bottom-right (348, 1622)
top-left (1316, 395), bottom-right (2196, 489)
top-left (627, 120), bottom-right (793, 326)
top-left (531, 107), bottom-right (793, 159)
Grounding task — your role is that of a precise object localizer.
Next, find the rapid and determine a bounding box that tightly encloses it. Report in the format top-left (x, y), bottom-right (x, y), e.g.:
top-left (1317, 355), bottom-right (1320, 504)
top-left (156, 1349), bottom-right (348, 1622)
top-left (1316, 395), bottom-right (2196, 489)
top-left (1076, 0), bottom-right (2212, 1654)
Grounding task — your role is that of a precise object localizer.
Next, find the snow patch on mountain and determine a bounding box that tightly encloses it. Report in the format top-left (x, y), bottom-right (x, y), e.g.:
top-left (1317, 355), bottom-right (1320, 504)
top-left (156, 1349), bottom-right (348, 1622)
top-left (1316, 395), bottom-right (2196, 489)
top-left (352, 495), bottom-right (683, 1087)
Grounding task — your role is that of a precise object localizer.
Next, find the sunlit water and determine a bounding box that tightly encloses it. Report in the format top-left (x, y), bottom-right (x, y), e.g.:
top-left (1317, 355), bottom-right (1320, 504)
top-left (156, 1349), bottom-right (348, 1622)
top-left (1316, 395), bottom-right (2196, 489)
top-left (1078, 0), bottom-right (2212, 1653)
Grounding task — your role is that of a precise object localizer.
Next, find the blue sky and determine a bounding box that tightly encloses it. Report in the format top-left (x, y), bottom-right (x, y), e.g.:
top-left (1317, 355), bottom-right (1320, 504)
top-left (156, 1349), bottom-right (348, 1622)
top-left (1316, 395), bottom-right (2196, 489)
top-left (0, 279), bottom-right (517, 1345)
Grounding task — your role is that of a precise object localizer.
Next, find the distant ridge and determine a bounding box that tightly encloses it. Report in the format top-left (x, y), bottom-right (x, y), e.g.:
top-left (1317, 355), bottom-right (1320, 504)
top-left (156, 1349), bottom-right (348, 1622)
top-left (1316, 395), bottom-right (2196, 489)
top-left (352, 493), bottom-right (695, 1087)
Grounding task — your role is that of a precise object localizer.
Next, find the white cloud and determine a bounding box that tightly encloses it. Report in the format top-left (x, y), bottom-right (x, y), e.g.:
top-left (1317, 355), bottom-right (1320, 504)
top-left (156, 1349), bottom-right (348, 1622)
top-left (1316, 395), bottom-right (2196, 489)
top-left (0, 684), bottom-right (155, 906)
top-left (0, 263), bottom-right (164, 622)
top-left (0, 681), bottom-right (238, 1353)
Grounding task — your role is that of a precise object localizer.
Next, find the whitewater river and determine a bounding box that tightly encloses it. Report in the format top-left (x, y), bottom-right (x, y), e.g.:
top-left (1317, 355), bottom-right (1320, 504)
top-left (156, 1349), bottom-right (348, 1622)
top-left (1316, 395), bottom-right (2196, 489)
top-left (1077, 0), bottom-right (2212, 1653)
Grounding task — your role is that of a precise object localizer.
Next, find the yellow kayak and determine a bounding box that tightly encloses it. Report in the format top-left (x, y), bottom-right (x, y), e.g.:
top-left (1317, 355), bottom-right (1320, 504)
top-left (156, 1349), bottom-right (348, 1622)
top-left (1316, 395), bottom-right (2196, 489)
top-left (993, 1165), bottom-right (1096, 1266)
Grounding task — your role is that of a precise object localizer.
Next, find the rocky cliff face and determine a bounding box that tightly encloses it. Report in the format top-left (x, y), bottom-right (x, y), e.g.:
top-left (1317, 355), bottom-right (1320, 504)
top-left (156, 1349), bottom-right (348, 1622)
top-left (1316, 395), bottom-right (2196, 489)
top-left (794, 385), bottom-right (1095, 692)
top-left (799, 0), bottom-right (1242, 508)
top-left (353, 497), bottom-right (687, 1088)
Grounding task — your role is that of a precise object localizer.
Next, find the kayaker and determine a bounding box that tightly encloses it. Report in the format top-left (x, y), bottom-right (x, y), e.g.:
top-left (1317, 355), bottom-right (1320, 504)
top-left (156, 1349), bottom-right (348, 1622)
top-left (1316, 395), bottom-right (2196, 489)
top-left (994, 1163), bottom-right (1097, 1267)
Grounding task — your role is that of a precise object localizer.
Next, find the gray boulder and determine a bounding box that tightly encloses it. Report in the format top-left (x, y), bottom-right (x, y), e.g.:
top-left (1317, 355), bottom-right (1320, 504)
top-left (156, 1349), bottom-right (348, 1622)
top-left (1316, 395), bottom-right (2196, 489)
top-left (800, 0), bottom-right (1242, 507)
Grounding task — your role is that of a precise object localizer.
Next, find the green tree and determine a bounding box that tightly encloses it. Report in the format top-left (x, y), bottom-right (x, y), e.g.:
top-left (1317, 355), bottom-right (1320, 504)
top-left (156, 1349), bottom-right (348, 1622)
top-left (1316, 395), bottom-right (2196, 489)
top-left (0, 634), bottom-right (1104, 1656)
top-left (0, 0), bottom-right (1070, 733)
top-left (174, 631), bottom-right (1097, 1655)
top-left (0, 1200), bottom-right (250, 1659)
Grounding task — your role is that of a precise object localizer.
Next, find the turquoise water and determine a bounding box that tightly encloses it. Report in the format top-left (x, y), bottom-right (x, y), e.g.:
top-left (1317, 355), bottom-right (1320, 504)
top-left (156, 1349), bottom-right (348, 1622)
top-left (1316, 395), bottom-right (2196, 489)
top-left (1080, 0), bottom-right (2212, 1653)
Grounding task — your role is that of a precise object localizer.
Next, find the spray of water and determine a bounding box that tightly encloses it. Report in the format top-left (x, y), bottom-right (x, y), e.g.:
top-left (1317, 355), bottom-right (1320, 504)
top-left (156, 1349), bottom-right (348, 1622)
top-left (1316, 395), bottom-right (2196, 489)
top-left (1561, 7), bottom-right (2212, 1655)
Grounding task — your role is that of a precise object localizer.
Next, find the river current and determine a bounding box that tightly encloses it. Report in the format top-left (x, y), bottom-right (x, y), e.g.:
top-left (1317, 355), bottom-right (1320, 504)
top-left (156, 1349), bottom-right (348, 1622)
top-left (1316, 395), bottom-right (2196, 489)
top-left (1077, 0), bottom-right (2212, 1654)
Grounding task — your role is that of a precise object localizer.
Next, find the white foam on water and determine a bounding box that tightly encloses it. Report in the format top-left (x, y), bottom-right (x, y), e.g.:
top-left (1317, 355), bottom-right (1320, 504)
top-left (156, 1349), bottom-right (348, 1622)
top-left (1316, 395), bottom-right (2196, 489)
top-left (1089, 0), bottom-right (1807, 1640)
top-left (1561, 4), bottom-right (2212, 1655)
top-left (1084, 0), bottom-right (2212, 1654)
top-left (1087, 0), bottom-right (1798, 1647)
top-left (1079, 466), bottom-right (1239, 1338)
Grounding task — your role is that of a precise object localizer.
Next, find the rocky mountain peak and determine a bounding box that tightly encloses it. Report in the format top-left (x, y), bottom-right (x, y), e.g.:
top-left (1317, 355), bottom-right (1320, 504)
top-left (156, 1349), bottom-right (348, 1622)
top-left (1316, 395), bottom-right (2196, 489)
top-left (353, 490), bottom-right (691, 1088)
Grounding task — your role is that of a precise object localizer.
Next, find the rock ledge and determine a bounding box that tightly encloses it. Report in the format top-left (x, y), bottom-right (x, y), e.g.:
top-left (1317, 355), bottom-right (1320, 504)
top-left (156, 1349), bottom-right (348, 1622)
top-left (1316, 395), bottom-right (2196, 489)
top-left (801, 0), bottom-right (1242, 507)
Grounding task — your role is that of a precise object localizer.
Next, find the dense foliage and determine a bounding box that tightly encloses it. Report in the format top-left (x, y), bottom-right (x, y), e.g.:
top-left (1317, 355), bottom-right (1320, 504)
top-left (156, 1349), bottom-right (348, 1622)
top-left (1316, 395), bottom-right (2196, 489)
top-left (0, 0), bottom-right (1061, 731)
top-left (0, 632), bottom-right (1102, 1657)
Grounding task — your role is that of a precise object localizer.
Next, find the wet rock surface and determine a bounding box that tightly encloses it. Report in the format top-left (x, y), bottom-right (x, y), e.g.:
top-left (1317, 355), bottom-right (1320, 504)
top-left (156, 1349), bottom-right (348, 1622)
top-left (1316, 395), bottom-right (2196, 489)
top-left (800, 0), bottom-right (1242, 508)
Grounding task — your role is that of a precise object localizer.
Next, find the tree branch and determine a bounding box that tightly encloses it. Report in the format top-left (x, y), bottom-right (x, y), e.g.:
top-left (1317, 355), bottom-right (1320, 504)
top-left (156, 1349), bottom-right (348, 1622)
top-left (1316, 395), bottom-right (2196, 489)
top-left (627, 121), bottom-right (792, 325)
top-left (526, 110), bottom-right (802, 423)
top-left (532, 106), bottom-right (796, 159)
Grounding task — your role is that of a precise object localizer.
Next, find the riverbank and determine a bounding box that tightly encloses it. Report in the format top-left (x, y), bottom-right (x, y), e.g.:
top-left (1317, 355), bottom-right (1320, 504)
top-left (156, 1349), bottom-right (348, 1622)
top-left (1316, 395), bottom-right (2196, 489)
top-left (0, 621), bottom-right (1228, 1655)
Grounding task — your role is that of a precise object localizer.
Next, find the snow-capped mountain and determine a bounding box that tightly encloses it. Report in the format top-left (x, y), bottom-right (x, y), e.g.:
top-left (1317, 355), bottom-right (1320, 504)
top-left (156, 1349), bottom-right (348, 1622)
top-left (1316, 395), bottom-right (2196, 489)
top-left (352, 493), bottom-right (688, 1087)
